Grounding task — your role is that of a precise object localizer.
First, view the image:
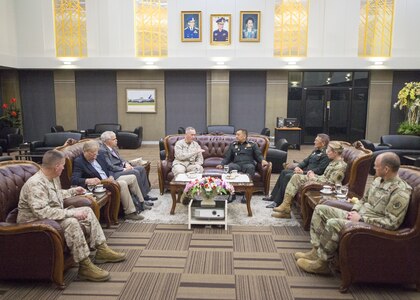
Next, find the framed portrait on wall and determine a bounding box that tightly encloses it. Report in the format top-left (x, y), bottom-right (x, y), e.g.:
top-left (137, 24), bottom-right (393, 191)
top-left (210, 14), bottom-right (231, 45)
top-left (181, 11), bottom-right (202, 42)
top-left (126, 89), bottom-right (156, 113)
top-left (240, 11), bottom-right (261, 42)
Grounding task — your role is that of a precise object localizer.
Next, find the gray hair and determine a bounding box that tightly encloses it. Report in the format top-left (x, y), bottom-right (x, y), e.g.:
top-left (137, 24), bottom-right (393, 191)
top-left (83, 140), bottom-right (99, 152)
top-left (185, 127), bottom-right (196, 133)
top-left (42, 150), bottom-right (65, 168)
top-left (100, 131), bottom-right (116, 142)
top-left (317, 133), bottom-right (330, 147)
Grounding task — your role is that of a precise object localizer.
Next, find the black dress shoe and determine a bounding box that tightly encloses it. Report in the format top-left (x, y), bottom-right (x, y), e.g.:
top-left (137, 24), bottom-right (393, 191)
top-left (227, 194), bottom-right (236, 203)
top-left (266, 202), bottom-right (277, 208)
top-left (240, 195), bottom-right (246, 204)
top-left (145, 201), bottom-right (154, 206)
top-left (262, 196), bottom-right (272, 201)
top-left (144, 195), bottom-right (158, 201)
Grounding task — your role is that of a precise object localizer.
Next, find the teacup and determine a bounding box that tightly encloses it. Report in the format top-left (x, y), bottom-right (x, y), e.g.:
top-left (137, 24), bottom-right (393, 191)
top-left (231, 170), bottom-right (238, 177)
top-left (94, 184), bottom-right (104, 192)
top-left (322, 185), bottom-right (332, 192)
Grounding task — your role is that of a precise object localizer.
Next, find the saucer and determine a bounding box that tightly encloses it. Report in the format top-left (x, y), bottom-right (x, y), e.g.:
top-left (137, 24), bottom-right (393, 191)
top-left (94, 188), bottom-right (106, 193)
top-left (336, 194), bottom-right (347, 198)
top-left (320, 189), bottom-right (333, 194)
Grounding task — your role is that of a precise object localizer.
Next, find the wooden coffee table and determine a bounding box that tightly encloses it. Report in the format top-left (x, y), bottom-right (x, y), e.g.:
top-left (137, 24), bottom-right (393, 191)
top-left (94, 191), bottom-right (112, 228)
top-left (169, 173), bottom-right (255, 216)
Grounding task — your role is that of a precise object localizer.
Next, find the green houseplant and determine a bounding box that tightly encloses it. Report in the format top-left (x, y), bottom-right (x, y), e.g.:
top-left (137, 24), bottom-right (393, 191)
top-left (394, 82), bottom-right (420, 135)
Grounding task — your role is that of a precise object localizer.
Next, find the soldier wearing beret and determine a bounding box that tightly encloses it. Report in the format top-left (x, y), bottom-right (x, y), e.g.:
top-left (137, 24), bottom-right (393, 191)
top-left (217, 129), bottom-right (268, 178)
top-left (295, 152), bottom-right (412, 275)
top-left (213, 17), bottom-right (229, 41)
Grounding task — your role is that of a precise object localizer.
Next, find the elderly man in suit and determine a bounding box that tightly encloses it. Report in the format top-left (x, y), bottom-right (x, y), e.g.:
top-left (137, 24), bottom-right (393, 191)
top-left (99, 131), bottom-right (157, 202)
top-left (71, 140), bottom-right (147, 221)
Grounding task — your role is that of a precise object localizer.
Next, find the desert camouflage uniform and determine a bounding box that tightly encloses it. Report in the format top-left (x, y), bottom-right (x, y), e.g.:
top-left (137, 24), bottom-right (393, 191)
top-left (310, 176), bottom-right (411, 261)
top-left (172, 139), bottom-right (204, 178)
top-left (17, 171), bottom-right (106, 263)
top-left (284, 160), bottom-right (347, 198)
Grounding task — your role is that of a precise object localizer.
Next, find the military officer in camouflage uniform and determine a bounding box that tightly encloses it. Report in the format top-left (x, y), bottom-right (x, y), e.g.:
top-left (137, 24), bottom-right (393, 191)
top-left (217, 129), bottom-right (268, 178)
top-left (264, 133), bottom-right (330, 208)
top-left (17, 150), bottom-right (126, 282)
top-left (272, 141), bottom-right (347, 219)
top-left (172, 127), bottom-right (204, 178)
top-left (295, 152), bottom-right (412, 275)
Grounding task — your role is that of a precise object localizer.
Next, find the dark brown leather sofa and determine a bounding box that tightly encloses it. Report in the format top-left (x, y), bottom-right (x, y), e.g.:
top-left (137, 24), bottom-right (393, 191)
top-left (323, 165), bottom-right (420, 292)
top-left (158, 134), bottom-right (272, 195)
top-left (56, 139), bottom-right (121, 224)
top-left (293, 141), bottom-right (373, 230)
top-left (0, 160), bottom-right (94, 288)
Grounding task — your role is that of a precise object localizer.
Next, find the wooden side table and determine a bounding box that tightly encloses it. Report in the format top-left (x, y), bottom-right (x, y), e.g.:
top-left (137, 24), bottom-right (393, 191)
top-left (274, 127), bottom-right (302, 149)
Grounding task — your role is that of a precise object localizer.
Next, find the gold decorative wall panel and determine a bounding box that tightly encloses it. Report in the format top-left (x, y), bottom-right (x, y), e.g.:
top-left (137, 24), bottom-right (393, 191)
top-left (54, 0), bottom-right (87, 57)
top-left (135, 0), bottom-right (168, 57)
top-left (359, 0), bottom-right (394, 57)
top-left (274, 0), bottom-right (309, 57)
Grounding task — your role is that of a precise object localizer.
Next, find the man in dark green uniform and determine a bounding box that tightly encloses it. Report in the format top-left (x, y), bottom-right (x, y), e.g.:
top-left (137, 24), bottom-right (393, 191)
top-left (217, 129), bottom-right (268, 202)
top-left (217, 129), bottom-right (268, 177)
top-left (264, 133), bottom-right (330, 208)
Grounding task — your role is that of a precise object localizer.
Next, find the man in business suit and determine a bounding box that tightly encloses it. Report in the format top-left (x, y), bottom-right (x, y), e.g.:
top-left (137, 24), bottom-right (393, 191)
top-left (99, 131), bottom-right (157, 202)
top-left (71, 140), bottom-right (147, 221)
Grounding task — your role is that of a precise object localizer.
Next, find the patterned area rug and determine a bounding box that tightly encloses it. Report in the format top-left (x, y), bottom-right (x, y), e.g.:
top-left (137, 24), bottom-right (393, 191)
top-left (132, 190), bottom-right (300, 227)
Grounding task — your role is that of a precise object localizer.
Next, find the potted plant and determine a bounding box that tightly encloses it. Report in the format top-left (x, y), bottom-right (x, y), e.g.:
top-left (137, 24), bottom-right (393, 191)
top-left (394, 82), bottom-right (420, 135)
top-left (0, 97), bottom-right (21, 129)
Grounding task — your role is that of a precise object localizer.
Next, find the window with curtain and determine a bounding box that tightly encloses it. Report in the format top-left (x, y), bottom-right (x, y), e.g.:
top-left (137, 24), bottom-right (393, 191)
top-left (358, 0), bottom-right (394, 57)
top-left (135, 0), bottom-right (168, 57)
top-left (54, 0), bottom-right (87, 57)
top-left (274, 0), bottom-right (309, 57)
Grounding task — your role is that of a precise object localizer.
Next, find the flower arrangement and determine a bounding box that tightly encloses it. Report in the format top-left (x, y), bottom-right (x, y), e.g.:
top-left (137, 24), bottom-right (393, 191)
top-left (184, 176), bottom-right (235, 200)
top-left (1, 97), bottom-right (21, 128)
top-left (394, 82), bottom-right (420, 134)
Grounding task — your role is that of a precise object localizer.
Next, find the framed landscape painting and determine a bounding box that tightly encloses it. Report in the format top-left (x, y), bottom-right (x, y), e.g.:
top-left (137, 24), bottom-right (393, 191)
top-left (210, 14), bottom-right (231, 45)
top-left (181, 11), bottom-right (202, 42)
top-left (240, 11), bottom-right (261, 42)
top-left (126, 89), bottom-right (156, 113)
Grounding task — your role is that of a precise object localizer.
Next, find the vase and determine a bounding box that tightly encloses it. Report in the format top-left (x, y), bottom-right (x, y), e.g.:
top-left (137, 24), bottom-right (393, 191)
top-left (200, 194), bottom-right (216, 207)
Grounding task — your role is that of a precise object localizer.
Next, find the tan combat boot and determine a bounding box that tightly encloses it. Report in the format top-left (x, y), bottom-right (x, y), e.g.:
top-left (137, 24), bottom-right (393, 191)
top-left (297, 258), bottom-right (331, 275)
top-left (273, 194), bottom-right (293, 213)
top-left (78, 258), bottom-right (111, 281)
top-left (271, 211), bottom-right (291, 219)
top-left (95, 243), bottom-right (126, 263)
top-left (294, 247), bottom-right (318, 260)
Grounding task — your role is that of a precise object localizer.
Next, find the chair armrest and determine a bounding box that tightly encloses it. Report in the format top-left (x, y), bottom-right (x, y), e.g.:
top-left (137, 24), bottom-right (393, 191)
top-left (321, 199), bottom-right (353, 211)
top-left (0, 219), bottom-right (65, 243)
top-left (101, 180), bottom-right (121, 224)
top-left (7, 133), bottom-right (23, 149)
top-left (64, 195), bottom-right (95, 208)
top-left (30, 140), bottom-right (44, 151)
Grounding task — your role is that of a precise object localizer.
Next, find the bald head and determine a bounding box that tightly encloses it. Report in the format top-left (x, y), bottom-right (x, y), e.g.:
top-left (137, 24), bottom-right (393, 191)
top-left (378, 152), bottom-right (400, 173)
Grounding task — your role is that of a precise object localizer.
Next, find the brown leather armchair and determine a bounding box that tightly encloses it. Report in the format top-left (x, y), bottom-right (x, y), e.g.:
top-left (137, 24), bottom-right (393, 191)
top-left (323, 165), bottom-right (420, 292)
top-left (56, 139), bottom-right (121, 224)
top-left (158, 134), bottom-right (272, 195)
top-left (295, 141), bottom-right (373, 230)
top-left (0, 160), bottom-right (95, 288)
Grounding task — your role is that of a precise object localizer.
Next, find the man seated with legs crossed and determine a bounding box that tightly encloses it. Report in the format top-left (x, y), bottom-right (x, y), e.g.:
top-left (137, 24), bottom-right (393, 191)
top-left (72, 140), bottom-right (148, 221)
top-left (295, 152), bottom-right (412, 274)
top-left (99, 131), bottom-right (157, 202)
top-left (264, 133), bottom-right (330, 208)
top-left (17, 150), bottom-right (125, 282)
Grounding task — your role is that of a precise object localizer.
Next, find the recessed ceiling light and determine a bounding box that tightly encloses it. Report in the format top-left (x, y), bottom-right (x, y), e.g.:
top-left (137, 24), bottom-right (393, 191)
top-left (374, 61), bottom-right (383, 65)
